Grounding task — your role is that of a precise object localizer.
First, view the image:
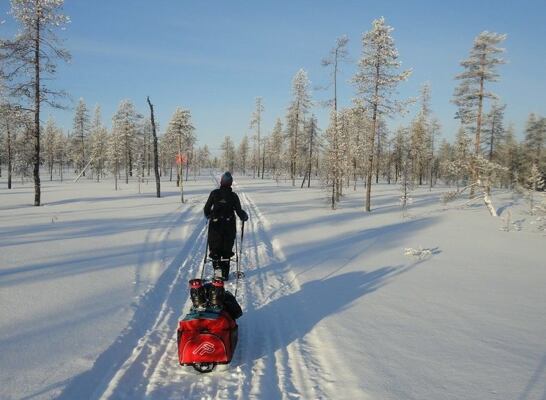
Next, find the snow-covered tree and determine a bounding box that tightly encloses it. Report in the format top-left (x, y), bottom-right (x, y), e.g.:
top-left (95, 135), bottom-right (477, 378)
top-left (453, 31), bottom-right (506, 152)
top-left (197, 144), bottom-right (211, 173)
top-left (524, 113), bottom-right (545, 169)
top-left (55, 128), bottom-right (68, 182)
top-left (43, 117), bottom-right (60, 180)
top-left (107, 129), bottom-right (124, 190)
top-left (89, 106), bottom-right (108, 181)
top-left (352, 17), bottom-right (411, 211)
top-left (286, 69), bottom-right (311, 186)
top-left (221, 136), bottom-right (236, 172)
top-left (398, 127), bottom-right (413, 216)
top-left (269, 118), bottom-right (284, 181)
top-left (1, 0), bottom-right (70, 205)
top-left (72, 98), bottom-right (90, 175)
top-left (301, 114), bottom-right (319, 188)
top-left (165, 107), bottom-right (195, 202)
top-left (112, 100), bottom-right (142, 184)
top-left (250, 97), bottom-right (264, 178)
top-left (0, 101), bottom-right (24, 189)
top-left (452, 31), bottom-right (506, 197)
top-left (498, 123), bottom-right (520, 188)
top-left (527, 163), bottom-right (545, 214)
top-left (237, 135), bottom-right (249, 175)
top-left (483, 101), bottom-right (506, 162)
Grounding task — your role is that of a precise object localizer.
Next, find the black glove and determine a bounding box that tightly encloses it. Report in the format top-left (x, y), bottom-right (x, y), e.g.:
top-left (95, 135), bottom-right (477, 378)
top-left (242, 213), bottom-right (248, 222)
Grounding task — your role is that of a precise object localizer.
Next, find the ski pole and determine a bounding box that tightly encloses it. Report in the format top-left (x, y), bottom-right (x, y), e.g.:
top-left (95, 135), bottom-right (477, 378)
top-left (235, 220), bottom-right (245, 297)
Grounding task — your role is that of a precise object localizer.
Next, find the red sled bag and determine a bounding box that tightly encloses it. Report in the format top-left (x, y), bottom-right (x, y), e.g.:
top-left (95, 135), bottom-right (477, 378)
top-left (177, 310), bottom-right (238, 373)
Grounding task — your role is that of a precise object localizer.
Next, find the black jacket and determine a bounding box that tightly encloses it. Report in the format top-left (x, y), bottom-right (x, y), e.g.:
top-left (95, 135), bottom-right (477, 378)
top-left (204, 187), bottom-right (248, 225)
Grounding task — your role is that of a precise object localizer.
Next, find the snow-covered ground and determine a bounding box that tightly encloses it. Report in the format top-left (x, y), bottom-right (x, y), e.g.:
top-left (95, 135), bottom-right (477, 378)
top-left (1, 173), bottom-right (545, 400)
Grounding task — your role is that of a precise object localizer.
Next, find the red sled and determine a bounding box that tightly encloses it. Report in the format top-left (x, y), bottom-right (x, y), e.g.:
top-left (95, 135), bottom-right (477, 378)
top-left (177, 310), bottom-right (238, 373)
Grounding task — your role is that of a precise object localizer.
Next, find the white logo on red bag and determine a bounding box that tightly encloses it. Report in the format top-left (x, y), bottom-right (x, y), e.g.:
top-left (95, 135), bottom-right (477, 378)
top-left (193, 342), bottom-right (215, 356)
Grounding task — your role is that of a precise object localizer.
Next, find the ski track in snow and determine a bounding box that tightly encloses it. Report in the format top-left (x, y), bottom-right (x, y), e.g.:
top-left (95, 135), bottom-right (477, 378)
top-left (72, 183), bottom-right (350, 399)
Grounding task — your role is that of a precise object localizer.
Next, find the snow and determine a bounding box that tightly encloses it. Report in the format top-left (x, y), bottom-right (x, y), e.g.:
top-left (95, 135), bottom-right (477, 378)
top-left (1, 174), bottom-right (545, 400)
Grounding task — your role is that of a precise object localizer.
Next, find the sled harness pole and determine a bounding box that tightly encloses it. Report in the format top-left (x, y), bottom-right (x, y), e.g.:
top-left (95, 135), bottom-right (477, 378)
top-left (201, 219), bottom-right (209, 280)
top-left (235, 220), bottom-right (245, 297)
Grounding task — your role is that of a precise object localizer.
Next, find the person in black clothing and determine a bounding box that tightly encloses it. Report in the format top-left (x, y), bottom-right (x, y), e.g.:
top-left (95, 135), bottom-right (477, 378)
top-left (204, 172), bottom-right (248, 280)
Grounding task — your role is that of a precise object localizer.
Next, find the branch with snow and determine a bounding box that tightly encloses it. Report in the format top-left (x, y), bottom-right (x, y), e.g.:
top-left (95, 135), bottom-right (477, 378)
top-left (404, 247), bottom-right (433, 260)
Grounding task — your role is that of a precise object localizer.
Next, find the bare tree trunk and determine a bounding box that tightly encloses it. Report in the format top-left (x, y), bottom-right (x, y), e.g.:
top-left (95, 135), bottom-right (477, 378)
top-left (7, 120), bottom-right (12, 189)
top-left (33, 17), bottom-right (41, 206)
top-left (261, 141), bottom-right (265, 179)
top-left (147, 96), bottom-right (161, 198)
top-left (366, 65), bottom-right (380, 212)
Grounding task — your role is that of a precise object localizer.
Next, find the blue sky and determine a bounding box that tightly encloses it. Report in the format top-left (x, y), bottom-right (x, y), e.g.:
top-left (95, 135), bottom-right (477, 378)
top-left (1, 0), bottom-right (545, 152)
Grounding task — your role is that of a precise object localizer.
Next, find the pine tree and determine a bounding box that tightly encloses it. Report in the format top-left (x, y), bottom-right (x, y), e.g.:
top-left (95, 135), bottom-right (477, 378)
top-left (89, 108), bottom-right (108, 182)
top-left (483, 101), bottom-right (506, 161)
top-left (352, 17), bottom-right (411, 211)
top-left (221, 136), bottom-right (236, 172)
top-left (301, 115), bottom-right (319, 188)
top-left (73, 98), bottom-right (90, 175)
top-left (1, 0), bottom-right (70, 205)
top-left (0, 101), bottom-right (23, 189)
top-left (112, 100), bottom-right (142, 184)
top-left (250, 97), bottom-right (264, 178)
top-left (269, 118), bottom-right (284, 181)
top-left (399, 126), bottom-right (413, 216)
top-left (107, 129), bottom-right (124, 191)
top-left (55, 128), bottom-right (68, 182)
top-left (43, 117), bottom-right (59, 180)
top-left (286, 69), bottom-right (311, 186)
top-left (165, 107), bottom-right (195, 202)
top-left (452, 31), bottom-right (506, 196)
top-left (498, 123), bottom-right (520, 187)
top-left (524, 113), bottom-right (545, 169)
top-left (527, 163), bottom-right (545, 214)
top-left (237, 135), bottom-right (249, 175)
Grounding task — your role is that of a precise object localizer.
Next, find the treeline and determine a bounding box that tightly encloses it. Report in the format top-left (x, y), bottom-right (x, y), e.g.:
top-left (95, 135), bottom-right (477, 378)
top-left (216, 19), bottom-right (544, 213)
top-left (1, 2), bottom-right (544, 212)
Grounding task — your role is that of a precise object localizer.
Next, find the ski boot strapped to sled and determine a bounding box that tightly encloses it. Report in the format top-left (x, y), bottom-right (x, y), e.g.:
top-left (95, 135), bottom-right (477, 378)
top-left (210, 278), bottom-right (225, 309)
top-left (189, 279), bottom-right (207, 311)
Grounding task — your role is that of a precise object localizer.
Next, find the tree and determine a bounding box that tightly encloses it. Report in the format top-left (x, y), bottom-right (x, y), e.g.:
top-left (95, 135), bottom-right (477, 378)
top-left (398, 127), bottom-right (413, 216)
top-left (107, 128), bottom-right (123, 191)
top-left (89, 107), bottom-right (108, 182)
top-left (483, 101), bottom-right (506, 161)
top-left (1, 0), bottom-right (71, 205)
top-left (237, 135), bottom-right (249, 175)
top-left (0, 102), bottom-right (24, 189)
top-left (43, 116), bottom-right (59, 180)
top-left (322, 35), bottom-right (349, 112)
top-left (452, 31), bottom-right (506, 195)
top-left (72, 98), bottom-right (89, 175)
top-left (165, 107), bottom-right (195, 203)
top-left (286, 69), bottom-right (311, 186)
top-left (197, 144), bottom-right (211, 174)
top-left (146, 96), bottom-right (161, 198)
top-left (269, 118), bottom-right (284, 180)
top-left (221, 136), bottom-right (236, 172)
top-left (524, 113), bottom-right (545, 169)
top-left (352, 17), bottom-right (411, 211)
top-left (249, 97), bottom-right (264, 178)
top-left (527, 163), bottom-right (545, 214)
top-left (323, 109), bottom-right (343, 208)
top-left (112, 100), bottom-right (141, 184)
top-left (301, 114), bottom-right (319, 188)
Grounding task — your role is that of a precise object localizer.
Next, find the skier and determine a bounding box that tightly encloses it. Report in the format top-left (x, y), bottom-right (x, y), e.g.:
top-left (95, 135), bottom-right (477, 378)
top-left (204, 172), bottom-right (248, 280)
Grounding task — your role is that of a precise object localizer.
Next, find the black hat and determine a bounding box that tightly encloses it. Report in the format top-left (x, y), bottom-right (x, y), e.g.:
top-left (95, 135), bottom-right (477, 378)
top-left (220, 172), bottom-right (233, 187)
